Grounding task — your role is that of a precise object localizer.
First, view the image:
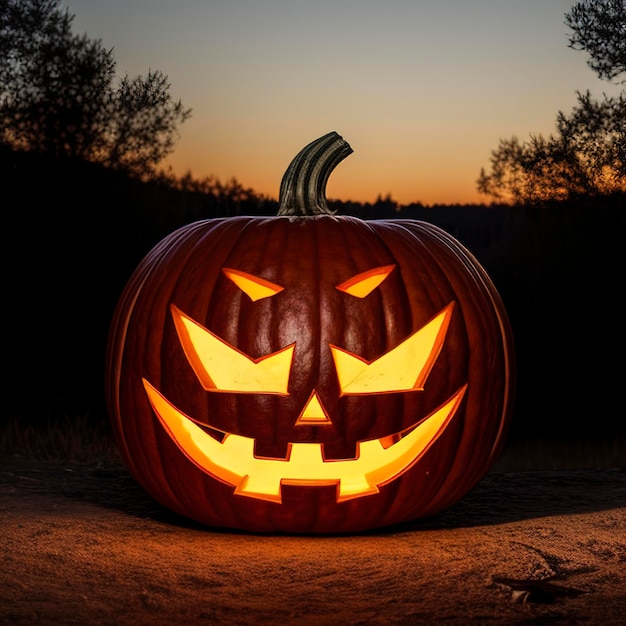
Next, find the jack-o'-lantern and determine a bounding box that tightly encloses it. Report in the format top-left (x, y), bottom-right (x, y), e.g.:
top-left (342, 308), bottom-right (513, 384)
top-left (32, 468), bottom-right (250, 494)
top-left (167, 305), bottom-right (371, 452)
top-left (105, 132), bottom-right (515, 534)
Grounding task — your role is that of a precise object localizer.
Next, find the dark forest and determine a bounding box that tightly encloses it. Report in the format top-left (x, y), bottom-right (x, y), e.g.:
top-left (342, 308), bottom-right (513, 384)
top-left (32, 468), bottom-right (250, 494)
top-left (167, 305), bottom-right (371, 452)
top-left (3, 145), bottom-right (625, 452)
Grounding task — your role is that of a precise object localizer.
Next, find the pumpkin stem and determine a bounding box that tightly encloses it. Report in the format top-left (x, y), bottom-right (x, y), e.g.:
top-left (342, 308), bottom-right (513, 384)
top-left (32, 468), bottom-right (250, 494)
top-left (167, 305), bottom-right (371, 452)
top-left (277, 131), bottom-right (353, 216)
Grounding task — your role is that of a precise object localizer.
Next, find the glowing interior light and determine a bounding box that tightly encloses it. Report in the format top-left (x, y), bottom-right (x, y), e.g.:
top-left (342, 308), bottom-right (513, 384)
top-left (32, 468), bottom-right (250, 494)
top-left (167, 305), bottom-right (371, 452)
top-left (295, 391), bottom-right (332, 424)
top-left (336, 265), bottom-right (396, 298)
top-left (330, 303), bottom-right (454, 394)
top-left (143, 379), bottom-right (466, 503)
top-left (223, 268), bottom-right (284, 301)
top-left (171, 304), bottom-right (294, 394)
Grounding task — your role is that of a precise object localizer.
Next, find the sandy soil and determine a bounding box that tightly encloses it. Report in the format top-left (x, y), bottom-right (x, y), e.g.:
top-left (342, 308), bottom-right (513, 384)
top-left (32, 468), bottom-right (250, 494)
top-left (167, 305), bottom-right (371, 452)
top-left (1, 459), bottom-right (624, 625)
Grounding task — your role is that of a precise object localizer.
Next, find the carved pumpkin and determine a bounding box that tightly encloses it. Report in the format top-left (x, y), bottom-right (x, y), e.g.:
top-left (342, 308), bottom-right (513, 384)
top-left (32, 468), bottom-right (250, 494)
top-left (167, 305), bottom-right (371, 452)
top-left (105, 132), bottom-right (515, 533)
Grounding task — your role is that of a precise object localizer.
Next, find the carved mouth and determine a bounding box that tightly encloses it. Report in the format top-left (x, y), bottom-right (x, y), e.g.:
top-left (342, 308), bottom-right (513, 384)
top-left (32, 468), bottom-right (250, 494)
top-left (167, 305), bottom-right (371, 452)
top-left (143, 379), bottom-right (467, 503)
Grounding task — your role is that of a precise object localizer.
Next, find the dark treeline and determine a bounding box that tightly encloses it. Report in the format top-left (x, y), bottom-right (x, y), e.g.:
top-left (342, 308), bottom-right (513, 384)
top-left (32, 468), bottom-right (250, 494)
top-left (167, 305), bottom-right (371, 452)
top-left (4, 145), bottom-right (625, 446)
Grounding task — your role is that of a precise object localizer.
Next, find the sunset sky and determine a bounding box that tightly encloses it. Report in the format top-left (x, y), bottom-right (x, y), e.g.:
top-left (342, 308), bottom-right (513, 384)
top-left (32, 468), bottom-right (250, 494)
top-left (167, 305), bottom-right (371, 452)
top-left (64, 0), bottom-right (619, 206)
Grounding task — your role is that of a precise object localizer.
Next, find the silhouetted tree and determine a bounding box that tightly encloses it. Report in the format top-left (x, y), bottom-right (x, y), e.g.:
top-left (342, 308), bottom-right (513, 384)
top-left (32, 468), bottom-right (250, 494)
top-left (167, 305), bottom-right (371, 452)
top-left (566, 0), bottom-right (626, 83)
top-left (0, 0), bottom-right (191, 178)
top-left (477, 0), bottom-right (625, 203)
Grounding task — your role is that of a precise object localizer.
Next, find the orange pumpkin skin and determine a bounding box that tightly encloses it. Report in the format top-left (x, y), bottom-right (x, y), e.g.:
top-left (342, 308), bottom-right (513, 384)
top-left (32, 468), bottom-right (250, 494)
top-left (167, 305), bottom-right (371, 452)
top-left (105, 135), bottom-right (515, 534)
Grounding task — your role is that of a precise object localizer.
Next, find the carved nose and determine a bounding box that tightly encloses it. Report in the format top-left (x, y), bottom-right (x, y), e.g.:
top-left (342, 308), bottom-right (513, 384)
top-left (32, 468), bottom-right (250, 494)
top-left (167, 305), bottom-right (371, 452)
top-left (295, 390), bottom-right (332, 425)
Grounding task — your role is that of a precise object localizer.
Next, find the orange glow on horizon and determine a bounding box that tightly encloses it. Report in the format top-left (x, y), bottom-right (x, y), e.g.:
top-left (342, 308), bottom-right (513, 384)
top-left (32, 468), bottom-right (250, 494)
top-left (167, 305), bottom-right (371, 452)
top-left (68, 1), bottom-right (619, 208)
top-left (164, 138), bottom-right (490, 207)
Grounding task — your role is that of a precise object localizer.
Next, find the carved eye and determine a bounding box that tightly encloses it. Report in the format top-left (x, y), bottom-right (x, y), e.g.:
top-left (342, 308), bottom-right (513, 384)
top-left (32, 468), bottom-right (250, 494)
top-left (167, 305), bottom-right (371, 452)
top-left (223, 268), bottom-right (283, 301)
top-left (336, 265), bottom-right (395, 298)
top-left (330, 303), bottom-right (454, 395)
top-left (171, 304), bottom-right (294, 395)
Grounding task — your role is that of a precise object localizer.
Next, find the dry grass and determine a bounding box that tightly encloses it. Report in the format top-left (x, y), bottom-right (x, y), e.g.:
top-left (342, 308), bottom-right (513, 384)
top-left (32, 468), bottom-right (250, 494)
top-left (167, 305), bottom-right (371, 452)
top-left (0, 414), bottom-right (121, 466)
top-left (491, 436), bottom-right (626, 472)
top-left (1, 413), bottom-right (624, 472)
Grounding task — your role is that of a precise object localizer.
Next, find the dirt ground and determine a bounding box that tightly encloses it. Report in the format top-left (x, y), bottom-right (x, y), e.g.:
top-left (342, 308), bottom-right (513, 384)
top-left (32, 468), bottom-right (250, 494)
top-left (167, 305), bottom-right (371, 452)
top-left (1, 459), bottom-right (624, 625)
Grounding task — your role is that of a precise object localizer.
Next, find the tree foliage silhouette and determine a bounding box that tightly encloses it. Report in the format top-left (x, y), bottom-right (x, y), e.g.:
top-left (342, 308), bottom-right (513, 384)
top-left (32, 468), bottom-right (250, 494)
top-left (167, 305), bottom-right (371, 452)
top-left (566, 0), bottom-right (626, 83)
top-left (477, 0), bottom-right (625, 203)
top-left (0, 0), bottom-right (191, 178)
